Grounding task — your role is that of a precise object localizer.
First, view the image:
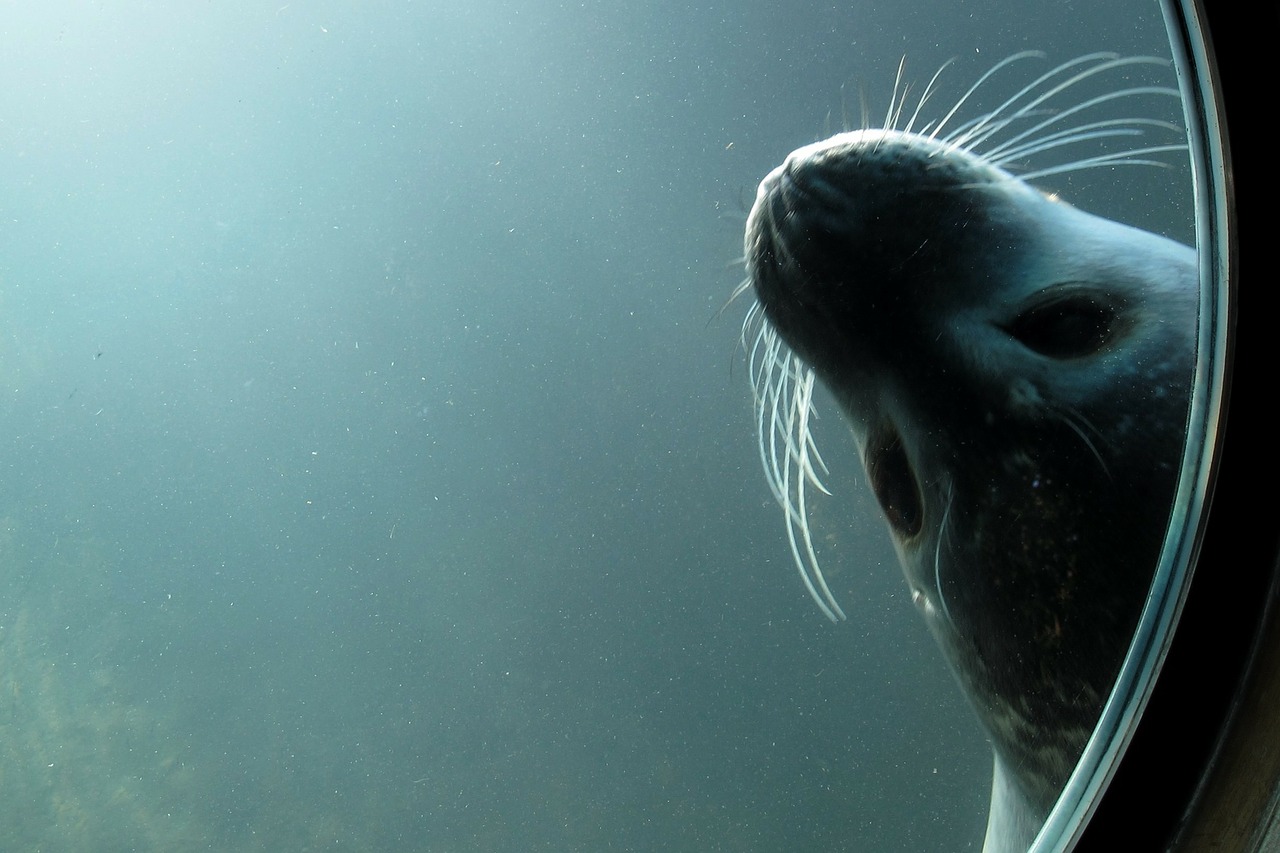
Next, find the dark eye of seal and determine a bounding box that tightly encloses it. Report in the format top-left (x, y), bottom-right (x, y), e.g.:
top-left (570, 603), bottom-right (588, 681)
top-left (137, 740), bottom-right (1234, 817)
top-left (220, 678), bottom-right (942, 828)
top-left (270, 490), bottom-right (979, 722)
top-left (867, 429), bottom-right (923, 539)
top-left (1004, 290), bottom-right (1123, 359)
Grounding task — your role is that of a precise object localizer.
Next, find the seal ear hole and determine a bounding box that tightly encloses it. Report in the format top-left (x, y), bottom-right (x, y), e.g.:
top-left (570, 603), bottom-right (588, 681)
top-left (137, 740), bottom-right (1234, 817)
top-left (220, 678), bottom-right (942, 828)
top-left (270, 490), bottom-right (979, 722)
top-left (867, 431), bottom-right (923, 539)
top-left (1004, 293), bottom-right (1121, 360)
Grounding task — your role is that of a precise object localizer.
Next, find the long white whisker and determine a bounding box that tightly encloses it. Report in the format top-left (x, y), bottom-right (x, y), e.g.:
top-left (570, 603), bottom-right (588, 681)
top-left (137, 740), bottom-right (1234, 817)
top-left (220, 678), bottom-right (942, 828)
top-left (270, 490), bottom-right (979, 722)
top-left (1012, 145), bottom-right (1186, 182)
top-left (884, 56), bottom-right (909, 131)
top-left (942, 52), bottom-right (1111, 149)
top-left (903, 58), bottom-right (957, 134)
top-left (1051, 403), bottom-right (1112, 480)
top-left (981, 86), bottom-right (1181, 163)
top-left (744, 306), bottom-right (846, 622)
top-left (927, 50), bottom-right (1047, 142)
top-left (986, 117), bottom-right (1178, 165)
top-left (788, 369), bottom-right (845, 620)
top-left (947, 52), bottom-right (1116, 147)
top-left (934, 481), bottom-right (956, 628)
top-left (791, 367), bottom-right (831, 494)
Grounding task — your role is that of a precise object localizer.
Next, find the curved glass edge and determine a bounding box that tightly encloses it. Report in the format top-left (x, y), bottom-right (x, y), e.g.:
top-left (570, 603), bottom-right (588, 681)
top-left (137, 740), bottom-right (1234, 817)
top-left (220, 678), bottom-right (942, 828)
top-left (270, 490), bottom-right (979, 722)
top-left (1032, 0), bottom-right (1234, 849)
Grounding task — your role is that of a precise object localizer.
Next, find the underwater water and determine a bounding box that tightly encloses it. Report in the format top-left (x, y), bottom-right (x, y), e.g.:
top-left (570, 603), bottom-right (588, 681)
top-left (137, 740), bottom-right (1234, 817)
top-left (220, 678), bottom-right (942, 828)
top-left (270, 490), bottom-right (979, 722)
top-left (0, 1), bottom-right (1186, 850)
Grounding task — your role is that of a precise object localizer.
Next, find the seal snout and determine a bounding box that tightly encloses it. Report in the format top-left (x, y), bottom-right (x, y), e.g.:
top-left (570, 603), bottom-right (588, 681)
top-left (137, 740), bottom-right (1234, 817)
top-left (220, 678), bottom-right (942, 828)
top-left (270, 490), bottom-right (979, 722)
top-left (747, 160), bottom-right (860, 288)
top-left (749, 129), bottom-right (989, 316)
top-left (774, 150), bottom-right (864, 235)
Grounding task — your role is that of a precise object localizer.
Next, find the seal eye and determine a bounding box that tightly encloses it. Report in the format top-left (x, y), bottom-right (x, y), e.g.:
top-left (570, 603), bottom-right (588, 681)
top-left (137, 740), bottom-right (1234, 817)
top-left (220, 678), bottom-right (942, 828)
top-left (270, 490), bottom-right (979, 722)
top-left (1005, 293), bottom-right (1120, 359)
top-left (867, 430), bottom-right (923, 539)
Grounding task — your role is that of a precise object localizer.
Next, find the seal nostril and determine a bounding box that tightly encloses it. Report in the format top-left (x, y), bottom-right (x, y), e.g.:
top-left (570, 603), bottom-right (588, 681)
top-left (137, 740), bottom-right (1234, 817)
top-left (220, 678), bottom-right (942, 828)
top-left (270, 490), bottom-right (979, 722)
top-left (867, 428), bottom-right (923, 538)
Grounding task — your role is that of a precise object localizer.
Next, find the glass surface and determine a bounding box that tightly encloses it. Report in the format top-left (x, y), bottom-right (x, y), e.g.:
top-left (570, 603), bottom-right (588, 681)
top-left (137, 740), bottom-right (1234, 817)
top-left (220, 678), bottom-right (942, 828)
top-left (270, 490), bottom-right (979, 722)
top-left (0, 1), bottom-right (1214, 850)
top-left (1037, 1), bottom-right (1231, 848)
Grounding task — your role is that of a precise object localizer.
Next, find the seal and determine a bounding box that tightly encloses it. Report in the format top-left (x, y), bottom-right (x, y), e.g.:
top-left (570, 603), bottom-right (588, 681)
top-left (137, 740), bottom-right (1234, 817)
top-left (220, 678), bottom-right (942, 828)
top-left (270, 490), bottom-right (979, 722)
top-left (739, 54), bottom-right (1197, 852)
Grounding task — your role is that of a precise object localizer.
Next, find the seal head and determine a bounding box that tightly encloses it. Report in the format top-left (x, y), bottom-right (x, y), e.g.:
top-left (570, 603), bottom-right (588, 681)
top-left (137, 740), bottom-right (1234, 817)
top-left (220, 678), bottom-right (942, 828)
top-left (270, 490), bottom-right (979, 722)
top-left (745, 126), bottom-right (1196, 845)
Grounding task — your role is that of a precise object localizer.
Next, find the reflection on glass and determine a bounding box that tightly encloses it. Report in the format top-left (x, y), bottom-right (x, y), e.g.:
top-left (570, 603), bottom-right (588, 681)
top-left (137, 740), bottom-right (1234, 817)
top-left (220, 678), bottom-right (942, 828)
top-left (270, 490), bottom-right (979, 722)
top-left (739, 54), bottom-right (1195, 851)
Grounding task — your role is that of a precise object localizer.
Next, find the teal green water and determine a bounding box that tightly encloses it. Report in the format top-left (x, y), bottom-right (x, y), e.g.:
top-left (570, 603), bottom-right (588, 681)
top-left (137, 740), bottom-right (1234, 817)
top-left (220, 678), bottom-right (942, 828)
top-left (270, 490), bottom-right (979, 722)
top-left (0, 1), bottom-right (1182, 849)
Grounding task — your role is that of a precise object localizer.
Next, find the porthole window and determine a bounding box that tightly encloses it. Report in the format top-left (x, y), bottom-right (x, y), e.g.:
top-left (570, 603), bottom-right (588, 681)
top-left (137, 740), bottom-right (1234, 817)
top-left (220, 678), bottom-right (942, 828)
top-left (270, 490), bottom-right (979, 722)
top-left (738, 0), bottom-right (1231, 849)
top-left (0, 1), bottom-right (1245, 850)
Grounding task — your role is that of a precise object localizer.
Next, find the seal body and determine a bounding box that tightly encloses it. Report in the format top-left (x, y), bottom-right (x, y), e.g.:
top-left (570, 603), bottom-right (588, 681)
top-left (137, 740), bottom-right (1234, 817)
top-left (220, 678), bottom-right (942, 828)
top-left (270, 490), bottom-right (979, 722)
top-left (744, 127), bottom-right (1196, 850)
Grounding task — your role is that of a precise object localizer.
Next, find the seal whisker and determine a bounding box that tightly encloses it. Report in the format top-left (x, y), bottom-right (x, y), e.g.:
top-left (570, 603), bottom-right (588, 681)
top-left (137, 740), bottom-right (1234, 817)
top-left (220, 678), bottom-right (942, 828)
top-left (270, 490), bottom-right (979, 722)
top-left (942, 51), bottom-right (1121, 139)
top-left (720, 275), bottom-right (756, 320)
top-left (783, 365), bottom-right (846, 621)
top-left (958, 57), bottom-right (1171, 157)
top-left (933, 480), bottom-right (957, 628)
top-left (995, 127), bottom-right (1145, 164)
top-left (1004, 56), bottom-right (1168, 121)
top-left (746, 316), bottom-right (786, 501)
top-left (986, 117), bottom-right (1178, 166)
top-left (738, 304), bottom-right (837, 623)
top-left (740, 297), bottom-right (763, 353)
top-left (775, 350), bottom-right (831, 500)
top-left (940, 52), bottom-right (1115, 150)
top-left (1049, 402), bottom-right (1113, 480)
top-left (982, 85), bottom-right (1181, 164)
top-left (884, 55), bottom-right (911, 131)
top-left (902, 58), bottom-right (957, 135)
top-left (767, 348), bottom-right (801, 498)
top-left (762, 343), bottom-right (796, 505)
top-left (1011, 145), bottom-right (1188, 182)
top-left (942, 52), bottom-right (1172, 156)
top-left (783, 485), bottom-right (845, 622)
top-left (730, 294), bottom-right (766, 380)
top-left (849, 78), bottom-right (872, 132)
top-left (791, 362), bottom-right (832, 492)
top-left (925, 50), bottom-right (1047, 143)
top-left (744, 312), bottom-right (845, 622)
top-left (755, 332), bottom-right (816, 518)
top-left (747, 319), bottom-right (830, 502)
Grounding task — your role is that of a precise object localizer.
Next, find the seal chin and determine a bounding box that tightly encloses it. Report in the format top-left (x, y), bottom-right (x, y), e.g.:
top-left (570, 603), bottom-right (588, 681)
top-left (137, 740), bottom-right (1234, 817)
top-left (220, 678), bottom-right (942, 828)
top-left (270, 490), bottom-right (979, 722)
top-left (740, 56), bottom-right (1196, 851)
